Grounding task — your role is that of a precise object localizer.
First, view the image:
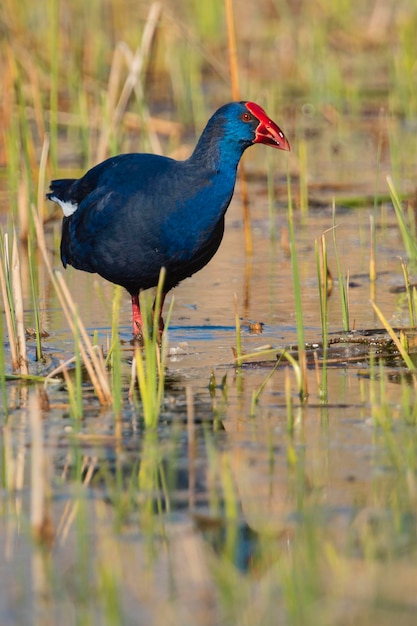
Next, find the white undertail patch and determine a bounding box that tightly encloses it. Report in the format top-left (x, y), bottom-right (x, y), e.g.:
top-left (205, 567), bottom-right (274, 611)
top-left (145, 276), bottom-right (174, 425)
top-left (51, 197), bottom-right (78, 217)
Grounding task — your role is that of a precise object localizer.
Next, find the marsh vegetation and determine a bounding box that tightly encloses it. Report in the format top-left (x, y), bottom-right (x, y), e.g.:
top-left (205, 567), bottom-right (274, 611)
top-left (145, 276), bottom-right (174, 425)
top-left (1, 1), bottom-right (417, 624)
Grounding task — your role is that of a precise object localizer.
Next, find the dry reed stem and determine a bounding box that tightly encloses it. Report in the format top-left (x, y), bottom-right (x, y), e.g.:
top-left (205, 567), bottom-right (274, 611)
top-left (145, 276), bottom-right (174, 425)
top-left (56, 455), bottom-right (98, 545)
top-left (0, 235), bottom-right (18, 370)
top-left (224, 0), bottom-right (239, 100)
top-left (224, 0), bottom-right (252, 256)
top-left (29, 390), bottom-right (53, 544)
top-left (17, 179), bottom-right (29, 242)
top-left (32, 209), bottom-right (112, 404)
top-left (11, 230), bottom-right (28, 374)
top-left (97, 2), bottom-right (163, 161)
top-left (43, 353), bottom-right (80, 384)
top-left (369, 214), bottom-right (376, 282)
top-left (37, 135), bottom-right (49, 220)
top-left (56, 272), bottom-right (112, 403)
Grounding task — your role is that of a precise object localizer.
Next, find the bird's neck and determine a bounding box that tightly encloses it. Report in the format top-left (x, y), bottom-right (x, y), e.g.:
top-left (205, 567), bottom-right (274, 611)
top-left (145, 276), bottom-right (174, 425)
top-left (188, 118), bottom-right (248, 174)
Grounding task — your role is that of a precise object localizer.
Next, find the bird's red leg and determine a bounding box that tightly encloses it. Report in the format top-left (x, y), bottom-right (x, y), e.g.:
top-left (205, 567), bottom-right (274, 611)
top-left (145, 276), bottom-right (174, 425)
top-left (131, 294), bottom-right (143, 336)
top-left (152, 292), bottom-right (167, 332)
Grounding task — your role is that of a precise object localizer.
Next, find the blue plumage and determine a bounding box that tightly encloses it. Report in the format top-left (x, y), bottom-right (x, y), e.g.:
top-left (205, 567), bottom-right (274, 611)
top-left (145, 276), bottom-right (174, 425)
top-left (47, 101), bottom-right (290, 335)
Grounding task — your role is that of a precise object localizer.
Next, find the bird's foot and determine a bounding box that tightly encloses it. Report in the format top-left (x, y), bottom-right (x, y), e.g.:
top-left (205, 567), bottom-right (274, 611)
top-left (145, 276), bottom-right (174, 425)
top-left (130, 316), bottom-right (164, 345)
top-left (131, 327), bottom-right (144, 345)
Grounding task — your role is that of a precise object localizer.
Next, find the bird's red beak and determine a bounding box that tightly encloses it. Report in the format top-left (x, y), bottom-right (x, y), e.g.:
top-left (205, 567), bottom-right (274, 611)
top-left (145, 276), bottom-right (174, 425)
top-left (246, 102), bottom-right (290, 151)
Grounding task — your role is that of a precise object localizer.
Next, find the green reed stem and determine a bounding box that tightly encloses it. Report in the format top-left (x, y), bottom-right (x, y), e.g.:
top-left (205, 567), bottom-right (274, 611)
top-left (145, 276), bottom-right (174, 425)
top-left (287, 168), bottom-right (308, 400)
top-left (250, 359), bottom-right (280, 418)
top-left (266, 149), bottom-right (276, 241)
top-left (0, 308), bottom-right (8, 421)
top-left (370, 300), bottom-right (415, 370)
top-left (48, 0), bottom-right (60, 169)
top-left (74, 318), bottom-right (84, 419)
top-left (332, 203), bottom-right (350, 331)
top-left (135, 268), bottom-right (171, 428)
top-left (400, 261), bottom-right (416, 326)
top-left (315, 233), bottom-right (329, 401)
top-left (387, 175), bottom-right (417, 262)
top-left (28, 236), bottom-right (43, 362)
top-left (110, 286), bottom-right (123, 419)
top-left (298, 138), bottom-right (308, 218)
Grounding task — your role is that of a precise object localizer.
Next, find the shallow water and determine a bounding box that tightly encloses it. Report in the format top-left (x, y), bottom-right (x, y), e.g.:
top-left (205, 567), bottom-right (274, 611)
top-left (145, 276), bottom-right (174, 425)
top-left (2, 111), bottom-right (417, 625)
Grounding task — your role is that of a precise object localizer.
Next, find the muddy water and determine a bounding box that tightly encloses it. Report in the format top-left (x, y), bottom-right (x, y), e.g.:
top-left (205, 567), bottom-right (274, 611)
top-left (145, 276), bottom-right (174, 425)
top-left (2, 116), bottom-right (417, 624)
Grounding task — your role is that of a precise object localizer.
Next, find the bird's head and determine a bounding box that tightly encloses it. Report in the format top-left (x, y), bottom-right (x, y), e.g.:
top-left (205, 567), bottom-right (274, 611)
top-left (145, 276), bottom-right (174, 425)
top-left (210, 101), bottom-right (290, 154)
top-left (191, 101), bottom-right (290, 166)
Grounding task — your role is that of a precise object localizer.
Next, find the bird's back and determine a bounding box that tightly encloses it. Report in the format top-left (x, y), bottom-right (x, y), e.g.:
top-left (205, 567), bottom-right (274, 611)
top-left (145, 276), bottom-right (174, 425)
top-left (51, 152), bottom-right (236, 294)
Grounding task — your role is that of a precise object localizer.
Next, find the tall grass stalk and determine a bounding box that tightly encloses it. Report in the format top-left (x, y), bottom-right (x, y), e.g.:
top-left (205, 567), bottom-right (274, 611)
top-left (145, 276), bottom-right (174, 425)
top-left (0, 230), bottom-right (28, 375)
top-left (266, 149), bottom-right (277, 241)
top-left (28, 236), bottom-right (43, 362)
top-left (26, 135), bottom-right (51, 363)
top-left (224, 0), bottom-right (239, 101)
top-left (298, 138), bottom-right (308, 217)
top-left (286, 169), bottom-right (308, 400)
top-left (110, 286), bottom-right (123, 419)
top-left (73, 320), bottom-right (84, 419)
top-left (370, 300), bottom-right (415, 370)
top-left (60, 357), bottom-right (82, 420)
top-left (0, 233), bottom-right (18, 371)
top-left (56, 272), bottom-right (112, 404)
top-left (11, 231), bottom-right (28, 374)
top-left (249, 360), bottom-right (280, 418)
top-left (224, 0), bottom-right (252, 257)
top-left (12, 64), bottom-right (36, 225)
top-left (32, 209), bottom-right (112, 404)
top-left (97, 3), bottom-right (163, 162)
top-left (387, 175), bottom-right (417, 261)
top-left (0, 309), bottom-right (8, 420)
top-left (48, 0), bottom-right (60, 169)
top-left (400, 260), bottom-right (416, 326)
top-left (285, 366), bottom-right (294, 434)
top-left (332, 203), bottom-right (350, 331)
top-left (369, 214), bottom-right (377, 287)
top-left (316, 233), bottom-right (329, 401)
top-left (370, 111), bottom-right (385, 291)
top-left (29, 390), bottom-right (52, 544)
top-left (134, 268), bottom-right (172, 429)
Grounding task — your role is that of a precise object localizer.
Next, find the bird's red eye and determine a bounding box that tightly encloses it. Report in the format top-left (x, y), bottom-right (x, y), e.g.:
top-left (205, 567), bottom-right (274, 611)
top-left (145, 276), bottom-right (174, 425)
top-left (241, 112), bottom-right (252, 122)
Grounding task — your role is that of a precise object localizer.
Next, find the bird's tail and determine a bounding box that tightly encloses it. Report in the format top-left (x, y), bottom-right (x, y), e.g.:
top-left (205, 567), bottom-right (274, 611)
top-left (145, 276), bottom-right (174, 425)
top-left (46, 178), bottom-right (77, 202)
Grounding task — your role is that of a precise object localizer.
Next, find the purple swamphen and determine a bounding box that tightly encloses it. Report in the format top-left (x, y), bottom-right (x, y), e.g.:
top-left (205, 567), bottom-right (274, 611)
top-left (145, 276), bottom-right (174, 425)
top-left (47, 101), bottom-right (290, 336)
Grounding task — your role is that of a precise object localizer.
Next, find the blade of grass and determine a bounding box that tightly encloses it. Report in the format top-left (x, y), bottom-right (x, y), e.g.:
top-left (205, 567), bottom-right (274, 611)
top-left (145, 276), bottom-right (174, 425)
top-left (316, 232), bottom-right (329, 401)
top-left (224, 0), bottom-right (252, 257)
top-left (0, 233), bottom-right (18, 371)
top-left (135, 268), bottom-right (171, 428)
top-left (332, 203), bottom-right (350, 331)
top-left (32, 208), bottom-right (112, 404)
top-left (287, 167), bottom-right (308, 400)
top-left (11, 230), bottom-right (28, 374)
top-left (400, 260), bottom-right (416, 327)
top-left (387, 175), bottom-right (417, 261)
top-left (370, 300), bottom-right (416, 370)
